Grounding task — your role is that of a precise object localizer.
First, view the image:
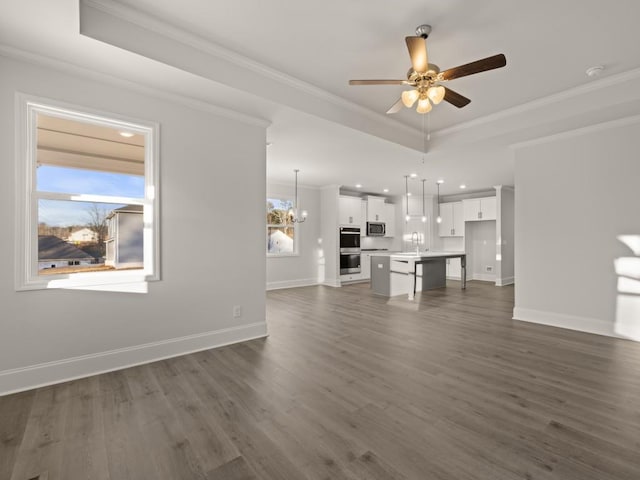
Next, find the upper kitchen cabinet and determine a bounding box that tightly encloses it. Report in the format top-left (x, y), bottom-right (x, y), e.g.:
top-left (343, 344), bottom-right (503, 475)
top-left (366, 196), bottom-right (386, 223)
top-left (384, 203), bottom-right (395, 237)
top-left (463, 196), bottom-right (497, 222)
top-left (339, 195), bottom-right (363, 227)
top-left (438, 202), bottom-right (464, 237)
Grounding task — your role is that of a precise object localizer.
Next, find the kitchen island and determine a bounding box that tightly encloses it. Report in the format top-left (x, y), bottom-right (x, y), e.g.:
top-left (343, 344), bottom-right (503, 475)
top-left (371, 251), bottom-right (466, 300)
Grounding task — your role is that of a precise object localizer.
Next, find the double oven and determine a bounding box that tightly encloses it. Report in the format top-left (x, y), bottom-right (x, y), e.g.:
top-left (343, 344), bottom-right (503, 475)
top-left (339, 227), bottom-right (361, 274)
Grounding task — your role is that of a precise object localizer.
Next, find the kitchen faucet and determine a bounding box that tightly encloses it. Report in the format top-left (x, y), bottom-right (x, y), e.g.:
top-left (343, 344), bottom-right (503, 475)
top-left (411, 231), bottom-right (420, 254)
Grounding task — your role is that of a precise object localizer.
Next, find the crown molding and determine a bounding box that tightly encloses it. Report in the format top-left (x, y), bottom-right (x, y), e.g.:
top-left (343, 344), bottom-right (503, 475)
top-left (81, 0), bottom-right (421, 138)
top-left (267, 180), bottom-right (322, 190)
top-left (0, 44), bottom-right (271, 129)
top-left (434, 66), bottom-right (640, 140)
top-left (510, 112), bottom-right (640, 150)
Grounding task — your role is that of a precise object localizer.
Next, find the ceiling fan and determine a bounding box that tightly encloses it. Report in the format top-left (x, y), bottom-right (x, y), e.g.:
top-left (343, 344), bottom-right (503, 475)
top-left (349, 24), bottom-right (506, 114)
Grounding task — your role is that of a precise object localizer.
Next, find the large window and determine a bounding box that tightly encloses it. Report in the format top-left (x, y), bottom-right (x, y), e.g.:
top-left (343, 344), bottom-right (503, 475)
top-left (15, 95), bottom-right (159, 290)
top-left (267, 198), bottom-right (296, 255)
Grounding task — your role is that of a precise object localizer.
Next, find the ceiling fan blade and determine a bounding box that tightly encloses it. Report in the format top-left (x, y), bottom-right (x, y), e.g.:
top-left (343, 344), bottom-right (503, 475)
top-left (443, 87), bottom-right (471, 108)
top-left (386, 98), bottom-right (404, 114)
top-left (439, 54), bottom-right (506, 81)
top-left (349, 79), bottom-right (409, 85)
top-left (405, 36), bottom-right (428, 74)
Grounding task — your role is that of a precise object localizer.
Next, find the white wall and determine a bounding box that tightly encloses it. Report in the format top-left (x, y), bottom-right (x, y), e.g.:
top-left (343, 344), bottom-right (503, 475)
top-left (266, 182), bottom-right (321, 289)
top-left (465, 221), bottom-right (497, 281)
top-left (402, 195), bottom-right (434, 252)
top-left (320, 185), bottom-right (340, 286)
top-left (0, 55), bottom-right (268, 394)
top-left (513, 118), bottom-right (640, 339)
top-left (496, 186), bottom-right (515, 286)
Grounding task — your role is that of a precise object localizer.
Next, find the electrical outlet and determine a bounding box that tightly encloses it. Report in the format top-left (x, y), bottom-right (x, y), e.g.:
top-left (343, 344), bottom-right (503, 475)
top-left (233, 305), bottom-right (242, 318)
top-left (485, 265), bottom-right (493, 273)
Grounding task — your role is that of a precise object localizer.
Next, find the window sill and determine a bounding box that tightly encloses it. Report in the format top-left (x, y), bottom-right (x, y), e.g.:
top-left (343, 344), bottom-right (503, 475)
top-left (17, 269), bottom-right (159, 293)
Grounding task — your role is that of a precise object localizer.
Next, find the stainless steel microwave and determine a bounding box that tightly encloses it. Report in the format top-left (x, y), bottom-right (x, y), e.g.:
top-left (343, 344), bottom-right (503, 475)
top-left (366, 221), bottom-right (385, 236)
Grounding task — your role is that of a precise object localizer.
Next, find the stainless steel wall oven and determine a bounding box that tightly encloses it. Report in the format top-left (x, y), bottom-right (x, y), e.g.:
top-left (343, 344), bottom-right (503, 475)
top-left (339, 227), bottom-right (361, 274)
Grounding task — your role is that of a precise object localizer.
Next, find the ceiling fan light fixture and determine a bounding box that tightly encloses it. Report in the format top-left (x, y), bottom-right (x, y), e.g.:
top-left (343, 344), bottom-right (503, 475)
top-left (427, 85), bottom-right (445, 104)
top-left (401, 89), bottom-right (419, 108)
top-left (348, 26), bottom-right (506, 115)
top-left (416, 97), bottom-right (432, 114)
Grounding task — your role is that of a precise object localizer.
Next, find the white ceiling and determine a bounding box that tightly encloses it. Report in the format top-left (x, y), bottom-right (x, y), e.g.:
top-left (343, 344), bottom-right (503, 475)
top-left (3, 0), bottom-right (640, 195)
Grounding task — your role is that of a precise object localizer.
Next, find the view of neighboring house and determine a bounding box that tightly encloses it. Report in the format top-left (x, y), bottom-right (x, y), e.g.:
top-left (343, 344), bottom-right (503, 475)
top-left (105, 205), bottom-right (144, 269)
top-left (38, 235), bottom-right (97, 271)
top-left (66, 227), bottom-right (98, 243)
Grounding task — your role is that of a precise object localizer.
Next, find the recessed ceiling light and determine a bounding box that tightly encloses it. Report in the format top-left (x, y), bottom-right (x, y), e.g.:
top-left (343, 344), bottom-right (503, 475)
top-left (266, 142), bottom-right (272, 147)
top-left (437, 179), bottom-right (444, 184)
top-left (407, 192), bottom-right (412, 196)
top-left (460, 184), bottom-right (467, 189)
top-left (355, 184), bottom-right (362, 188)
top-left (383, 188), bottom-right (389, 193)
top-left (119, 131), bottom-right (134, 138)
top-left (586, 65), bottom-right (604, 77)
top-left (410, 173), bottom-right (418, 178)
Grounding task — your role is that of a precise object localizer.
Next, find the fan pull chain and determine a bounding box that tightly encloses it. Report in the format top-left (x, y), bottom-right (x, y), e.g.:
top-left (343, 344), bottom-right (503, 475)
top-left (422, 113), bottom-right (426, 164)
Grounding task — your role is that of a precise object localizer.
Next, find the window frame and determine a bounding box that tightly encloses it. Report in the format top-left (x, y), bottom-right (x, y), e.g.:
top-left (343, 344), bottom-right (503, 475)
top-left (15, 93), bottom-right (160, 291)
top-left (266, 197), bottom-right (298, 257)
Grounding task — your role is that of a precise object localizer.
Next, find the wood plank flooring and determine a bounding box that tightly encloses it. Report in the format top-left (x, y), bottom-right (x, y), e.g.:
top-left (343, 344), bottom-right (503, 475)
top-left (2, 281), bottom-right (640, 479)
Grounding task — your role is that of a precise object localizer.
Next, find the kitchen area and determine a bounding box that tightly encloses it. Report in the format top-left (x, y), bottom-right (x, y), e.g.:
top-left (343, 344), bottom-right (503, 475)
top-left (334, 182), bottom-right (514, 298)
top-left (266, 178), bottom-right (513, 295)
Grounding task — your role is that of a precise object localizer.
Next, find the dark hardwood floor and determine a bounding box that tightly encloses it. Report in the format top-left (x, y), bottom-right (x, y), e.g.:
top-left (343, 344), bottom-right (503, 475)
top-left (2, 281), bottom-right (640, 479)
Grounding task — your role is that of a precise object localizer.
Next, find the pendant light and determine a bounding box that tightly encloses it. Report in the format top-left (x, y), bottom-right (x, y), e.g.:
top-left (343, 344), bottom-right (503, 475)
top-left (404, 175), bottom-right (410, 221)
top-left (288, 169), bottom-right (307, 223)
top-left (436, 180), bottom-right (442, 224)
top-left (421, 179), bottom-right (427, 223)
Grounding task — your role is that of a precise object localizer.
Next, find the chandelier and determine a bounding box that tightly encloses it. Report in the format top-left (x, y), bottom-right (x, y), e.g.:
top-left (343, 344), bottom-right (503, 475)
top-left (288, 169), bottom-right (307, 223)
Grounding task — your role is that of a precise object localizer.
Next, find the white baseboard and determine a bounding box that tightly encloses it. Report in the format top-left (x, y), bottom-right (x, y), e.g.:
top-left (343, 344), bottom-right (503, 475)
top-left (446, 275), bottom-right (462, 280)
top-left (0, 321), bottom-right (268, 396)
top-left (496, 276), bottom-right (515, 286)
top-left (513, 307), bottom-right (620, 339)
top-left (322, 278), bottom-right (341, 288)
top-left (471, 273), bottom-right (496, 282)
top-left (266, 278), bottom-right (318, 291)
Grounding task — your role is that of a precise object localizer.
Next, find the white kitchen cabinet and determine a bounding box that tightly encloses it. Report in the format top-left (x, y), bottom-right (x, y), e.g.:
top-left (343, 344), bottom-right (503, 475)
top-left (339, 196), bottom-right (362, 226)
top-left (481, 196), bottom-right (497, 220)
top-left (340, 273), bottom-right (363, 283)
top-left (438, 202), bottom-right (464, 237)
top-left (438, 203), bottom-right (453, 237)
top-left (453, 202), bottom-right (465, 235)
top-left (360, 200), bottom-right (367, 236)
top-left (463, 196), bottom-right (497, 222)
top-left (383, 203), bottom-right (395, 237)
top-left (367, 196), bottom-right (386, 223)
top-left (360, 252), bottom-right (371, 279)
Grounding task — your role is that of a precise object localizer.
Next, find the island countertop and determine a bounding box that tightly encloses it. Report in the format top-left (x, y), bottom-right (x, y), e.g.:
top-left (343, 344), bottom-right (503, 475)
top-left (370, 251), bottom-right (466, 300)
top-left (386, 251), bottom-right (466, 261)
